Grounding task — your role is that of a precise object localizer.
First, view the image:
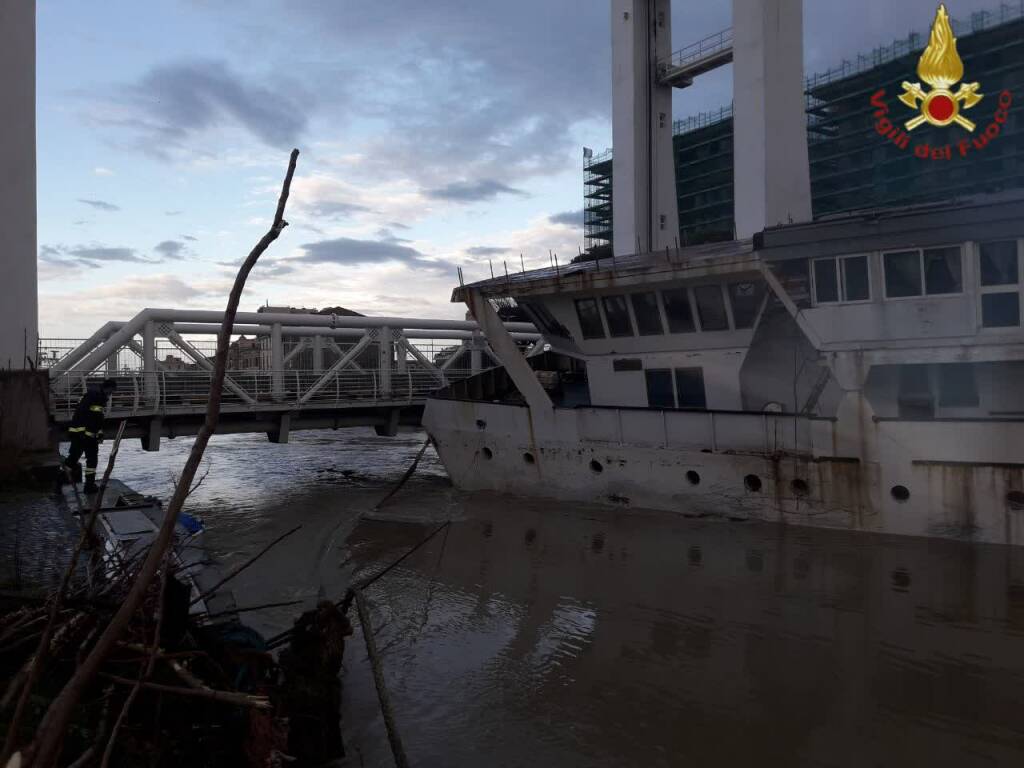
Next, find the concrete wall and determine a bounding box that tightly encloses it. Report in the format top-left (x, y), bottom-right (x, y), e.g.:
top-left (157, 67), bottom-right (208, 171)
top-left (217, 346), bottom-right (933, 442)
top-left (0, 370), bottom-right (52, 474)
top-left (0, 1), bottom-right (37, 370)
top-left (732, 0), bottom-right (811, 238)
top-left (611, 0), bottom-right (677, 256)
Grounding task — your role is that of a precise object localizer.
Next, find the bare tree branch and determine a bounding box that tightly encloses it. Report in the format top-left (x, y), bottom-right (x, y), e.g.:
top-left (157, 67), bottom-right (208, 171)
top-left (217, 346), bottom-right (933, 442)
top-left (22, 149), bottom-right (300, 768)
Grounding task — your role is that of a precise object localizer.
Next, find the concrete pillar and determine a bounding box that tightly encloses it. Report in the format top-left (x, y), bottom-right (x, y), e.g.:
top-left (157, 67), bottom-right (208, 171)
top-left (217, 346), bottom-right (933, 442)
top-left (732, 0), bottom-right (812, 238)
top-left (379, 326), bottom-right (392, 398)
top-left (312, 334), bottom-right (324, 373)
top-left (611, 0), bottom-right (677, 257)
top-left (470, 333), bottom-right (483, 375)
top-left (271, 322), bottom-right (283, 401)
top-left (143, 321), bottom-right (158, 403)
top-left (268, 413), bottom-right (290, 444)
top-left (374, 408), bottom-right (400, 437)
top-left (141, 418), bottom-right (162, 452)
top-left (395, 334), bottom-right (407, 374)
top-left (0, 1), bottom-right (38, 370)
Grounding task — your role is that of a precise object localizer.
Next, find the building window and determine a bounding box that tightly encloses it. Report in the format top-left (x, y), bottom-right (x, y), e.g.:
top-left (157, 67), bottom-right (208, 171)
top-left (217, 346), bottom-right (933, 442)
top-left (814, 256), bottom-right (870, 304)
top-left (728, 282), bottom-right (765, 329)
top-left (661, 288), bottom-right (695, 333)
top-left (884, 246), bottom-right (962, 298)
top-left (694, 285), bottom-right (729, 331)
top-left (674, 367), bottom-right (707, 409)
top-left (979, 240), bottom-right (1020, 328)
top-left (601, 295), bottom-right (634, 337)
top-left (645, 369), bottom-right (675, 408)
top-left (630, 292), bottom-right (664, 335)
top-left (937, 363), bottom-right (979, 408)
top-left (574, 298), bottom-right (605, 339)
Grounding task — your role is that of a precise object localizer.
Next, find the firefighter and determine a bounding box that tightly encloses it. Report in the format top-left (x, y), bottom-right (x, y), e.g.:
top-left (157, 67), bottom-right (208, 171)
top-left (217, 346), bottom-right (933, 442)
top-left (63, 378), bottom-right (117, 494)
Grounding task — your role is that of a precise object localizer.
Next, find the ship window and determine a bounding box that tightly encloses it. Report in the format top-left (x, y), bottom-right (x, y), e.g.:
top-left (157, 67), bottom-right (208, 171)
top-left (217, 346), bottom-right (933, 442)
top-left (982, 293), bottom-right (1020, 327)
top-left (728, 282), bottom-right (765, 328)
top-left (937, 363), bottom-right (979, 408)
top-left (978, 241), bottom-right (1020, 328)
top-left (694, 285), bottom-right (729, 331)
top-left (843, 256), bottom-right (870, 301)
top-left (980, 241), bottom-right (1018, 286)
top-left (601, 295), bottom-right (634, 337)
top-left (884, 251), bottom-right (923, 297)
top-left (661, 288), bottom-right (695, 333)
top-left (574, 298), bottom-right (606, 339)
top-left (923, 247), bottom-right (962, 294)
top-left (674, 367), bottom-right (707, 409)
top-left (612, 358), bottom-right (642, 372)
top-left (645, 369), bottom-right (675, 408)
top-left (630, 292), bottom-right (664, 335)
top-left (813, 259), bottom-right (839, 303)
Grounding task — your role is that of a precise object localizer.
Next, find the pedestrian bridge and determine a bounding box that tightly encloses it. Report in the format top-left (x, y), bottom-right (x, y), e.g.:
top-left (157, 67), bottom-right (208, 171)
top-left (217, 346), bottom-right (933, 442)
top-left (43, 308), bottom-right (537, 450)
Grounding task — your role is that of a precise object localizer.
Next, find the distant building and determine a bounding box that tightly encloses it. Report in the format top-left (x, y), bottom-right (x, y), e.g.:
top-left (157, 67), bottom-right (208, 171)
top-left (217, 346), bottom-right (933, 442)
top-left (160, 354), bottom-right (193, 371)
top-left (584, 5), bottom-right (1024, 254)
top-left (226, 335), bottom-right (262, 370)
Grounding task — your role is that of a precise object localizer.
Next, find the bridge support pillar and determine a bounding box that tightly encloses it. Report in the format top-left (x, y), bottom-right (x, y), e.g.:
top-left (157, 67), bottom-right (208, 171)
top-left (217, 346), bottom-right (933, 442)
top-left (374, 408), bottom-right (400, 437)
top-left (140, 418), bottom-right (162, 452)
top-left (470, 331), bottom-right (484, 374)
top-left (271, 322), bottom-right (284, 401)
top-left (268, 412), bottom-right (290, 444)
top-left (379, 326), bottom-right (392, 398)
top-left (143, 320), bottom-right (157, 403)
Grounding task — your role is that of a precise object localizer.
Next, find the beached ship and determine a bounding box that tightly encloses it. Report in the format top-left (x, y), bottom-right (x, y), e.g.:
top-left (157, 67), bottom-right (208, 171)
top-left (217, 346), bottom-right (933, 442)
top-left (423, 193), bottom-right (1024, 544)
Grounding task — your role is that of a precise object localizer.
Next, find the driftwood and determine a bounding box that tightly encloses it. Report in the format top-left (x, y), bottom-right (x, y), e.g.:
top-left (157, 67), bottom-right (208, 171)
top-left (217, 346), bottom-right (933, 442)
top-left (20, 149), bottom-right (299, 768)
top-left (100, 674), bottom-right (272, 710)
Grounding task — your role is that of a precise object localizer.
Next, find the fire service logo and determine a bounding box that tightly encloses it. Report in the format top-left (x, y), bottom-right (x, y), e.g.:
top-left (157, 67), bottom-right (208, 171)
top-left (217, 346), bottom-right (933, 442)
top-left (870, 3), bottom-right (1012, 160)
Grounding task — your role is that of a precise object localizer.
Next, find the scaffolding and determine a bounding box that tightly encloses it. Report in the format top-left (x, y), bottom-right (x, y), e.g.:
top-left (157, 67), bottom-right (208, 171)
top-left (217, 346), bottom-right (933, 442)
top-left (584, 1), bottom-right (1024, 248)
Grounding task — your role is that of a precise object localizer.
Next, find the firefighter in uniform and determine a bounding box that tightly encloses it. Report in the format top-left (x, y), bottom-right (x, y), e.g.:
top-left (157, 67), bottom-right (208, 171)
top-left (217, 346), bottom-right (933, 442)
top-left (63, 378), bottom-right (117, 494)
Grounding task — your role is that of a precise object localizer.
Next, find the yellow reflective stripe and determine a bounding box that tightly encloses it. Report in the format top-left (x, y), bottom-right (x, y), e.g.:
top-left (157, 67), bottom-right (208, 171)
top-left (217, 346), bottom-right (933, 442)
top-left (68, 426), bottom-right (86, 433)
top-left (84, 430), bottom-right (97, 438)
top-left (89, 405), bottom-right (104, 412)
top-left (84, 468), bottom-right (97, 475)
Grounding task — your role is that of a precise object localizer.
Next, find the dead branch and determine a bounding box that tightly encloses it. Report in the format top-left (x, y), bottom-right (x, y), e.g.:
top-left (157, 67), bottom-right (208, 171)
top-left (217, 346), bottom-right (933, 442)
top-left (23, 148), bottom-right (299, 768)
top-left (354, 590), bottom-right (409, 768)
top-left (100, 674), bottom-right (271, 710)
top-left (189, 524), bottom-right (302, 607)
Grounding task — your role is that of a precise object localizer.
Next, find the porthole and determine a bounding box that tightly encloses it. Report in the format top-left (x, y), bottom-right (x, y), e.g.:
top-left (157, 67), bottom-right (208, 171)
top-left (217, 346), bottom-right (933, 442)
top-left (590, 459), bottom-right (604, 474)
top-left (481, 447), bottom-right (493, 460)
top-left (890, 485), bottom-right (910, 503)
top-left (686, 470), bottom-right (700, 486)
top-left (791, 479), bottom-right (809, 497)
top-left (1007, 491), bottom-right (1024, 510)
top-left (475, 419), bottom-right (487, 430)
top-left (744, 474), bottom-right (762, 493)
top-left (523, 452), bottom-right (535, 465)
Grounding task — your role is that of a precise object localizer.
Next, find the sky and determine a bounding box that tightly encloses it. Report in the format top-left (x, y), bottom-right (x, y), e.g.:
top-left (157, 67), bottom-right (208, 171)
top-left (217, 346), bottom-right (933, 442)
top-left (36, 0), bottom-right (1005, 337)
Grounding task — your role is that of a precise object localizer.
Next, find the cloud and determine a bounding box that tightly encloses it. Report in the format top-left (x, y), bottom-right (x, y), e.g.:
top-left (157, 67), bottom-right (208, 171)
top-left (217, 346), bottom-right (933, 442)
top-left (88, 59), bottom-right (311, 159)
top-left (302, 199), bottom-right (371, 220)
top-left (78, 198), bottom-right (120, 212)
top-left (548, 209), bottom-right (582, 227)
top-left (294, 236), bottom-right (449, 272)
top-left (376, 227), bottom-right (411, 244)
top-left (424, 179), bottom-right (527, 203)
top-left (465, 246), bottom-right (509, 256)
top-left (93, 166), bottom-right (115, 176)
top-left (154, 240), bottom-right (187, 260)
top-left (182, 235), bottom-right (198, 241)
top-left (40, 243), bottom-right (153, 268)
top-left (165, 210), bottom-right (183, 216)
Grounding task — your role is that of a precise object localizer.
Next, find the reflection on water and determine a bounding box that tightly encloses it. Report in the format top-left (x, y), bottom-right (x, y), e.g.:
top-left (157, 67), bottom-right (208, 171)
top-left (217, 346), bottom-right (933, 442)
top-left (5, 429), bottom-right (1024, 766)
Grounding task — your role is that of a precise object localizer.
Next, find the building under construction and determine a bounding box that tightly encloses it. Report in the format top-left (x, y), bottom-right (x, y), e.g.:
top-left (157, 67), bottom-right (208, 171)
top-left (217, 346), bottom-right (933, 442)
top-left (584, 3), bottom-right (1024, 254)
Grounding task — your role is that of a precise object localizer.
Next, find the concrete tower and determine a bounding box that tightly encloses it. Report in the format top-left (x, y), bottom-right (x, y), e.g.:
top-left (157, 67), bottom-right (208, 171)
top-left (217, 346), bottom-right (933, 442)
top-left (0, 0), bottom-right (38, 370)
top-left (611, 0), bottom-right (679, 257)
top-left (732, 0), bottom-right (812, 238)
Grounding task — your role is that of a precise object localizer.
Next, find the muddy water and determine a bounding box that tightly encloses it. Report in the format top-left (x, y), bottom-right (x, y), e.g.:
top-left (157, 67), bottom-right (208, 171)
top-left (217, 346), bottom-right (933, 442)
top-left (4, 429), bottom-right (1024, 766)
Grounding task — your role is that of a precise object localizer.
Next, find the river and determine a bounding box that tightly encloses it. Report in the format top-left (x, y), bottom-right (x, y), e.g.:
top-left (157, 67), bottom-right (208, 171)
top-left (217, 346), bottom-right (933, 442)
top-left (4, 428), bottom-right (1024, 766)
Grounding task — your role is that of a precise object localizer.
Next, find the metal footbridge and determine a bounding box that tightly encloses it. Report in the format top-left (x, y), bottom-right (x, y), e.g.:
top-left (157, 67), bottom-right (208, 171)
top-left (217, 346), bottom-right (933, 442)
top-left (43, 309), bottom-right (538, 450)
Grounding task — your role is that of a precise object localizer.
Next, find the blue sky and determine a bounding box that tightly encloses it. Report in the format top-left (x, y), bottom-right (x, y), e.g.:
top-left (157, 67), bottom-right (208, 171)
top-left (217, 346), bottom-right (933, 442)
top-left (36, 0), bottom-right (1001, 336)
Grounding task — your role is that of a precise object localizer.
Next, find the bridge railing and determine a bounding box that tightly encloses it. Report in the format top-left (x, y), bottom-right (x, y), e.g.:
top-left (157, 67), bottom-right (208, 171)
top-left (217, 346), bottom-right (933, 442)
top-left (49, 368), bottom-right (477, 420)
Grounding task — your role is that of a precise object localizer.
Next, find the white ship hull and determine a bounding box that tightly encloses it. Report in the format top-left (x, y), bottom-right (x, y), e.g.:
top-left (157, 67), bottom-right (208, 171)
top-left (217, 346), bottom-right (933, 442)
top-left (424, 398), bottom-right (1024, 545)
